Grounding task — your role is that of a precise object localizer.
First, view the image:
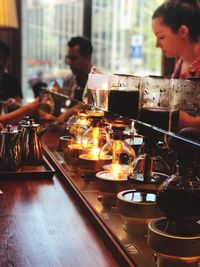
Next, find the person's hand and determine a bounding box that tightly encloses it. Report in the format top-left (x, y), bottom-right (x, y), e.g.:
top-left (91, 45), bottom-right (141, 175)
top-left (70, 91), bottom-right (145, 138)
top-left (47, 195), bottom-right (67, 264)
top-left (57, 108), bottom-right (79, 123)
top-left (5, 98), bottom-right (16, 107)
top-left (5, 98), bottom-right (22, 112)
top-left (56, 112), bottom-right (67, 123)
top-left (27, 98), bottom-right (40, 112)
top-left (38, 109), bottom-right (59, 123)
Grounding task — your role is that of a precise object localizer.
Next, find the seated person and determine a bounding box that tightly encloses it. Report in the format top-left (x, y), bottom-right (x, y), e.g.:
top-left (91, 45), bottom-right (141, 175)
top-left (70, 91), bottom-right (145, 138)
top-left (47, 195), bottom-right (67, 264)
top-left (51, 36), bottom-right (94, 122)
top-left (32, 71), bottom-right (48, 98)
top-left (152, 0), bottom-right (200, 130)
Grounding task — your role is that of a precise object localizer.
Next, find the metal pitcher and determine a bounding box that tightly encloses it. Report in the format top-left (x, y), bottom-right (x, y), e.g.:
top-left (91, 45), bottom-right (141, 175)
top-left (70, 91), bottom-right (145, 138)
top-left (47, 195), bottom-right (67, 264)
top-left (0, 125), bottom-right (21, 171)
top-left (21, 119), bottom-right (46, 165)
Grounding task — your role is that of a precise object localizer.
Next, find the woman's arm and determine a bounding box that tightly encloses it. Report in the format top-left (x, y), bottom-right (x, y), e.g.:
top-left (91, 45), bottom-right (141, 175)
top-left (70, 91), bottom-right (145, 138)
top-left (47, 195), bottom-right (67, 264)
top-left (57, 102), bottom-right (85, 123)
top-left (179, 110), bottom-right (200, 130)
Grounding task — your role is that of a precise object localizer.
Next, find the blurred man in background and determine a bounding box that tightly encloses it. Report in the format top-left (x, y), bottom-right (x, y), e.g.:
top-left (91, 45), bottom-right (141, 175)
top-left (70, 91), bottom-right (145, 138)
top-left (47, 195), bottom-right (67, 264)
top-left (51, 36), bottom-right (93, 122)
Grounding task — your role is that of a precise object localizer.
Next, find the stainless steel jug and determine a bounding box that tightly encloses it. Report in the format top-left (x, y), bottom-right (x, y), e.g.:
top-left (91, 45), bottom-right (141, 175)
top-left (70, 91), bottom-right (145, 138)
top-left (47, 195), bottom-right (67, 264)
top-left (0, 125), bottom-right (21, 171)
top-left (21, 119), bottom-right (46, 165)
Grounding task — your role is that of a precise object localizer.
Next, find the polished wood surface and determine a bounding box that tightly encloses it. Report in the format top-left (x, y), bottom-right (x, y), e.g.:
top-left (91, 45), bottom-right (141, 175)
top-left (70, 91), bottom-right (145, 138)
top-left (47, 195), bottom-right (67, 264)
top-left (40, 127), bottom-right (136, 267)
top-left (41, 128), bottom-right (156, 267)
top-left (0, 172), bottom-right (120, 266)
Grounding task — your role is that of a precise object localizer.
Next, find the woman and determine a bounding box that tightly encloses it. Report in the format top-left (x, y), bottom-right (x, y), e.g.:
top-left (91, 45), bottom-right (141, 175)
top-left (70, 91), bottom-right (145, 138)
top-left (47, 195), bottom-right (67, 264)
top-left (152, 0), bottom-right (200, 129)
top-left (152, 0), bottom-right (200, 79)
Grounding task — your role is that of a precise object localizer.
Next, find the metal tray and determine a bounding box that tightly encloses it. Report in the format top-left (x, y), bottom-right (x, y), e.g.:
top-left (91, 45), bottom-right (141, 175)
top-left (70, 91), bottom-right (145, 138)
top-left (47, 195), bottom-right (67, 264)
top-left (0, 157), bottom-right (55, 179)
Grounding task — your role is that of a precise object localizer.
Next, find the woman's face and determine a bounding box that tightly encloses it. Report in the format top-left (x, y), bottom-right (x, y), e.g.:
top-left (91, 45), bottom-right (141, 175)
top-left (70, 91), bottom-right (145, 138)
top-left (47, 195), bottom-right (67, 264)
top-left (152, 17), bottom-right (184, 58)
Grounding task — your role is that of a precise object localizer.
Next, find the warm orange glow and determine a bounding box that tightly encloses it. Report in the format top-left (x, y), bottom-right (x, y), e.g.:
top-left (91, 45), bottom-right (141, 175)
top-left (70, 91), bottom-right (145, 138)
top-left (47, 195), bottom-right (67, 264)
top-left (79, 152), bottom-right (100, 161)
top-left (80, 149), bottom-right (112, 161)
top-left (110, 163), bottom-right (132, 180)
top-left (0, 0), bottom-right (18, 29)
top-left (82, 127), bottom-right (101, 151)
top-left (79, 118), bottom-right (90, 126)
top-left (92, 128), bottom-right (100, 147)
top-left (89, 146), bottom-right (101, 159)
top-left (111, 163), bottom-right (122, 179)
top-left (86, 110), bottom-right (105, 117)
top-left (112, 140), bottom-right (122, 164)
top-left (102, 163), bottom-right (133, 180)
top-left (68, 143), bottom-right (83, 150)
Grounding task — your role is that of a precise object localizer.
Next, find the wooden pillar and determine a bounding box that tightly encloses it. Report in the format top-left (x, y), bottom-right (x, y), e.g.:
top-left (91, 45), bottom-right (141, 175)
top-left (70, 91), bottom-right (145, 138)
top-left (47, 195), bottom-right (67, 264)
top-left (0, 0), bottom-right (21, 84)
top-left (83, 0), bottom-right (92, 39)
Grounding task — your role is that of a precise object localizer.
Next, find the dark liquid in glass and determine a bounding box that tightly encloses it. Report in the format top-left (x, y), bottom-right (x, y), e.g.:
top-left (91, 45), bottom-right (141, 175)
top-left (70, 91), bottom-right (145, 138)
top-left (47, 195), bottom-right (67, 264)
top-left (108, 90), bottom-right (139, 119)
top-left (158, 183), bottom-right (200, 221)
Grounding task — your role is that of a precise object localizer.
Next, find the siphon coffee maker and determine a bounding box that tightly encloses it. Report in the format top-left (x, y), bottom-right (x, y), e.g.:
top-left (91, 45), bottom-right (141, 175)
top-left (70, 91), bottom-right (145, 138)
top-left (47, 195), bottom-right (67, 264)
top-left (95, 119), bottom-right (135, 207)
top-left (148, 78), bottom-right (200, 266)
top-left (79, 112), bottom-right (109, 160)
top-left (96, 119), bottom-right (136, 180)
top-left (129, 76), bottom-right (172, 184)
top-left (84, 73), bottom-right (110, 116)
top-left (61, 112), bottom-right (91, 164)
top-left (78, 74), bottom-right (111, 165)
top-left (148, 131), bottom-right (200, 267)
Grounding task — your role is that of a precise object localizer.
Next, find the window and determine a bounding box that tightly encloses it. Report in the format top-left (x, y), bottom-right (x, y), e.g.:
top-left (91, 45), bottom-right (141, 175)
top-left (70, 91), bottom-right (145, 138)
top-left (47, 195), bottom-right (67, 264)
top-left (22, 0), bottom-right (84, 98)
top-left (91, 0), bottom-right (162, 75)
top-left (22, 0), bottom-right (162, 99)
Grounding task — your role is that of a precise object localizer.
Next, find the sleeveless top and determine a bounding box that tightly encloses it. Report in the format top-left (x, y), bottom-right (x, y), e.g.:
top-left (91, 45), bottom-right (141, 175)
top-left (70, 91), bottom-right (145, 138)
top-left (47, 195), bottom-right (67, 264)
top-left (172, 46), bottom-right (200, 79)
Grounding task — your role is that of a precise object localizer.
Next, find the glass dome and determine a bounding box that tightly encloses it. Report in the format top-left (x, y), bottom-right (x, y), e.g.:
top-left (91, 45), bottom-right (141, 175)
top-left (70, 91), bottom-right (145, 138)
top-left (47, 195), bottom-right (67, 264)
top-left (97, 121), bottom-right (136, 180)
top-left (80, 114), bottom-right (110, 161)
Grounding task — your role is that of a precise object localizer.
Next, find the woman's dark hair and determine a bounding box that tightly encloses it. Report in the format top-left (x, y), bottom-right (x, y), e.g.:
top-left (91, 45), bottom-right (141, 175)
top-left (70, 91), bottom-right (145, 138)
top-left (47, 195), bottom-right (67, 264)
top-left (0, 40), bottom-right (11, 57)
top-left (68, 36), bottom-right (93, 58)
top-left (152, 0), bottom-right (200, 42)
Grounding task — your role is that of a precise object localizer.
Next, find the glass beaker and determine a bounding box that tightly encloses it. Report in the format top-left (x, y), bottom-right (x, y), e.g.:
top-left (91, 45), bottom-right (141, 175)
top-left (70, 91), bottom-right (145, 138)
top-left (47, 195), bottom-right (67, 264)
top-left (85, 73), bottom-right (110, 112)
top-left (130, 76), bottom-right (171, 184)
top-left (65, 112), bottom-right (91, 144)
top-left (169, 78), bottom-right (200, 137)
top-left (162, 78), bottom-right (200, 227)
top-left (96, 120), bottom-right (136, 180)
top-left (108, 74), bottom-right (140, 120)
top-left (136, 76), bottom-right (171, 142)
top-left (80, 113), bottom-right (110, 161)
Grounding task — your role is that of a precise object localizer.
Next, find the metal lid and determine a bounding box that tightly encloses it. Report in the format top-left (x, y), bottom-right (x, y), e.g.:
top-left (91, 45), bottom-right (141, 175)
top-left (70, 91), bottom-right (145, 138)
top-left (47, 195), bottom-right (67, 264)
top-left (117, 189), bottom-right (161, 218)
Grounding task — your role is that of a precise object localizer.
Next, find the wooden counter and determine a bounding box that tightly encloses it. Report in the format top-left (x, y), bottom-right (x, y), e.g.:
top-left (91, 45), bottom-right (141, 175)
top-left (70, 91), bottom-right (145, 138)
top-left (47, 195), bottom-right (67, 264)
top-left (40, 127), bottom-right (155, 267)
top-left (0, 160), bottom-right (120, 266)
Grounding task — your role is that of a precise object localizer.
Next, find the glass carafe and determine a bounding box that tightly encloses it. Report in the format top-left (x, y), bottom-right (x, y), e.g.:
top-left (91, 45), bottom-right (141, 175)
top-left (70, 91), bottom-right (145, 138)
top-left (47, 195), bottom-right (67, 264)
top-left (96, 120), bottom-right (136, 180)
top-left (65, 112), bottom-right (91, 146)
top-left (157, 129), bottom-right (200, 235)
top-left (80, 113), bottom-right (109, 161)
top-left (129, 76), bottom-right (171, 184)
top-left (85, 73), bottom-right (110, 114)
top-left (108, 74), bottom-right (140, 120)
top-left (160, 77), bottom-right (200, 228)
top-left (136, 76), bottom-right (171, 141)
top-left (169, 78), bottom-right (200, 137)
top-left (147, 80), bottom-right (200, 267)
